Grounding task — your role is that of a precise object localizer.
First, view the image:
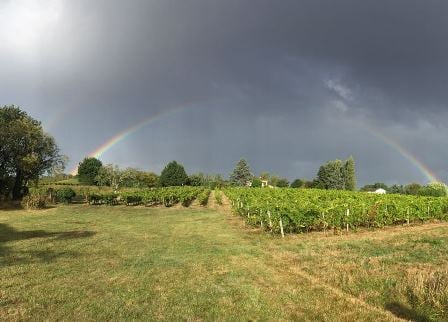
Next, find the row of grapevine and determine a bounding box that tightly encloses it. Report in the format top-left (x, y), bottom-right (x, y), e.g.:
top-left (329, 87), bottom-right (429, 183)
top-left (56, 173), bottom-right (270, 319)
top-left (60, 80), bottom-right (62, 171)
top-left (88, 187), bottom-right (206, 207)
top-left (197, 189), bottom-right (211, 206)
top-left (224, 188), bottom-right (448, 234)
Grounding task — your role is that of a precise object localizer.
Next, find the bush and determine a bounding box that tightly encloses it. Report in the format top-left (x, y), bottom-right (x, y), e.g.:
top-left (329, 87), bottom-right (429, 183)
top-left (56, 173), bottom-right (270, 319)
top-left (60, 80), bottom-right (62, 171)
top-left (56, 188), bottom-right (76, 203)
top-left (419, 183), bottom-right (448, 197)
top-left (251, 178), bottom-right (262, 188)
top-left (21, 193), bottom-right (46, 209)
top-left (404, 183), bottom-right (422, 195)
top-left (290, 179), bottom-right (304, 188)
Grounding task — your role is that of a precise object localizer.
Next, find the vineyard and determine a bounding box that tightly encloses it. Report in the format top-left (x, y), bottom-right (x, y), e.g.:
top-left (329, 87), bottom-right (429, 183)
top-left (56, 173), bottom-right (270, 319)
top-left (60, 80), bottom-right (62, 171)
top-left (28, 186), bottom-right (209, 208)
top-left (224, 188), bottom-right (448, 235)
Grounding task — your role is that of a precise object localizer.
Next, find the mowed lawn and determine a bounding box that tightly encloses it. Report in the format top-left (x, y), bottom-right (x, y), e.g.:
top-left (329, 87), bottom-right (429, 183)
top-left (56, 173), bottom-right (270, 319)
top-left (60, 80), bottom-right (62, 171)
top-left (1, 205), bottom-right (448, 321)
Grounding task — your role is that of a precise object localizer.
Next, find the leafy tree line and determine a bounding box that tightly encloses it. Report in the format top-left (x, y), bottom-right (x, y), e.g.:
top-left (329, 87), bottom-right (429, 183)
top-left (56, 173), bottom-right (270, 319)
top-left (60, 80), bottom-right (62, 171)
top-left (76, 158), bottom-right (226, 190)
top-left (361, 181), bottom-right (447, 197)
top-left (2, 106), bottom-right (445, 200)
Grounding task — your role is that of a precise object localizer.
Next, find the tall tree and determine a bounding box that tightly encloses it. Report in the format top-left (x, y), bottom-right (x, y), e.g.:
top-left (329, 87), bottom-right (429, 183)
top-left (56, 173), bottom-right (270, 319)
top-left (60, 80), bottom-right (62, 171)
top-left (230, 159), bottom-right (252, 186)
top-left (0, 105), bottom-right (64, 199)
top-left (77, 157), bottom-right (103, 185)
top-left (159, 161), bottom-right (188, 186)
top-left (316, 160), bottom-right (344, 190)
top-left (343, 156), bottom-right (356, 191)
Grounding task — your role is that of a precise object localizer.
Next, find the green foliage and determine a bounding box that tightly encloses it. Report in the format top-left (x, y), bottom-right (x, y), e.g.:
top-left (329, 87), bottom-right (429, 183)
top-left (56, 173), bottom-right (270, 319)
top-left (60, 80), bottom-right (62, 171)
top-left (197, 189), bottom-right (211, 206)
top-left (389, 184), bottom-right (404, 194)
top-left (316, 160), bottom-right (345, 190)
top-left (159, 161), bottom-right (188, 187)
top-left (269, 175), bottom-right (289, 187)
top-left (251, 178), bottom-right (262, 188)
top-left (343, 156), bottom-right (356, 191)
top-left (188, 174), bottom-right (204, 186)
top-left (259, 172), bottom-right (270, 181)
top-left (88, 187), bottom-right (205, 207)
top-left (95, 164), bottom-right (123, 190)
top-left (120, 168), bottom-right (158, 188)
top-left (211, 174), bottom-right (226, 189)
top-left (92, 165), bottom-right (158, 190)
top-left (229, 159), bottom-right (252, 186)
top-left (315, 157), bottom-right (356, 191)
top-left (290, 179), bottom-right (304, 188)
top-left (360, 182), bottom-right (389, 192)
top-left (0, 105), bottom-right (64, 200)
top-left (55, 187), bottom-right (76, 203)
top-left (418, 183), bottom-right (448, 197)
top-left (404, 183), bottom-right (422, 195)
top-left (276, 178), bottom-right (289, 188)
top-left (224, 188), bottom-right (448, 234)
top-left (304, 180), bottom-right (317, 188)
top-left (77, 157), bottom-right (102, 185)
top-left (215, 191), bottom-right (223, 205)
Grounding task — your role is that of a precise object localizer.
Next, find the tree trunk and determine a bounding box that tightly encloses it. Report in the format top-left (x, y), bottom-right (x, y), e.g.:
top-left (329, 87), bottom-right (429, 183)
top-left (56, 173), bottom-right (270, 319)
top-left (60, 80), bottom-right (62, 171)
top-left (12, 169), bottom-right (23, 200)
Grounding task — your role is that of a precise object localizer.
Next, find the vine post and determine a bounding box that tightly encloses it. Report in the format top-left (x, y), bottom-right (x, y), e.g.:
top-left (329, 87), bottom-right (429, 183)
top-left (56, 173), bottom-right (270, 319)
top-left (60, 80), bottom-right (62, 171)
top-left (279, 216), bottom-right (285, 238)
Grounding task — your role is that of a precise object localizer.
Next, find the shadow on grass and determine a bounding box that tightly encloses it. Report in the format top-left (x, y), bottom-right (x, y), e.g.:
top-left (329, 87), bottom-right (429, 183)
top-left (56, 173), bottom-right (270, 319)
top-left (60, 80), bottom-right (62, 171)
top-left (385, 301), bottom-right (430, 322)
top-left (0, 201), bottom-right (24, 211)
top-left (0, 223), bottom-right (96, 266)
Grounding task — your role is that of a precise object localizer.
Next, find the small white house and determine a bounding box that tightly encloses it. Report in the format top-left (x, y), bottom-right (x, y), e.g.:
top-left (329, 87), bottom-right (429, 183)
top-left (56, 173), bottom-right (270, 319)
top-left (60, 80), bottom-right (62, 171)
top-left (367, 188), bottom-right (387, 194)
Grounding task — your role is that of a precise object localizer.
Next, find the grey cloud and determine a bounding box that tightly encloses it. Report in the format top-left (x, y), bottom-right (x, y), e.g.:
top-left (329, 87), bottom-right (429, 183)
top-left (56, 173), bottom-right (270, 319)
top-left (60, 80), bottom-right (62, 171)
top-left (1, 0), bottom-right (447, 184)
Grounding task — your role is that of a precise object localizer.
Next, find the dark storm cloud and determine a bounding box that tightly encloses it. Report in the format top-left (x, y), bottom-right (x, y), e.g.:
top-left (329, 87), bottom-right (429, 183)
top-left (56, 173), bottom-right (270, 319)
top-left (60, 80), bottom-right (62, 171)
top-left (1, 0), bottom-right (447, 184)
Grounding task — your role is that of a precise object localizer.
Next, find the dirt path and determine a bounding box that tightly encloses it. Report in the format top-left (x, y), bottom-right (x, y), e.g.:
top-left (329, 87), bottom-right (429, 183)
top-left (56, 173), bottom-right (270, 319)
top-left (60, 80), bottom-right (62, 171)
top-left (207, 190), bottom-right (217, 209)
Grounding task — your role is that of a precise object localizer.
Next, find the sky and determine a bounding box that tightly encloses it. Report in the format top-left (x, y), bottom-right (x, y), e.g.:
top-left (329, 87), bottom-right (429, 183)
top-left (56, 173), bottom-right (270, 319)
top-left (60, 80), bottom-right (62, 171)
top-left (1, 0), bottom-right (447, 185)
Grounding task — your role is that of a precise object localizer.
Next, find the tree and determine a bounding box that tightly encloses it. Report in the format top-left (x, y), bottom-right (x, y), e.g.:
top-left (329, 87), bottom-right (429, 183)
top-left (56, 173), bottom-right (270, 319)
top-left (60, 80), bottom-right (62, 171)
top-left (159, 161), bottom-right (188, 186)
top-left (212, 174), bottom-right (226, 189)
top-left (290, 179), bottom-right (304, 188)
top-left (316, 160), bottom-right (344, 190)
top-left (404, 183), bottom-right (422, 195)
top-left (315, 157), bottom-right (356, 191)
top-left (343, 156), bottom-right (356, 191)
top-left (77, 157), bottom-right (102, 185)
top-left (120, 168), bottom-right (158, 188)
top-left (229, 159), bottom-right (252, 186)
top-left (275, 178), bottom-right (290, 188)
top-left (389, 184), bottom-right (404, 194)
top-left (251, 177), bottom-right (262, 188)
top-left (418, 182), bottom-right (448, 197)
top-left (138, 171), bottom-right (159, 188)
top-left (188, 173), bottom-right (204, 186)
top-left (0, 105), bottom-right (64, 200)
top-left (95, 164), bottom-right (123, 191)
top-left (259, 172), bottom-right (270, 181)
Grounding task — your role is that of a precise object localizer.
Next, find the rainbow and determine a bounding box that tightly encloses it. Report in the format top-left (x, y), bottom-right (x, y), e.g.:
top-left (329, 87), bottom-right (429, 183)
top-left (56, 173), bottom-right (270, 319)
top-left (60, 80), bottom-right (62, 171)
top-left (70, 103), bottom-right (441, 183)
top-left (70, 103), bottom-right (197, 175)
top-left (364, 124), bottom-right (440, 183)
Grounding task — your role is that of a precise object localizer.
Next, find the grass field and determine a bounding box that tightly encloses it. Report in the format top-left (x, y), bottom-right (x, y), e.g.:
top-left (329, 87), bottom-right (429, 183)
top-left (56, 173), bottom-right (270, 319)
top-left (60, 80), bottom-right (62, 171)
top-left (1, 204), bottom-right (448, 321)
